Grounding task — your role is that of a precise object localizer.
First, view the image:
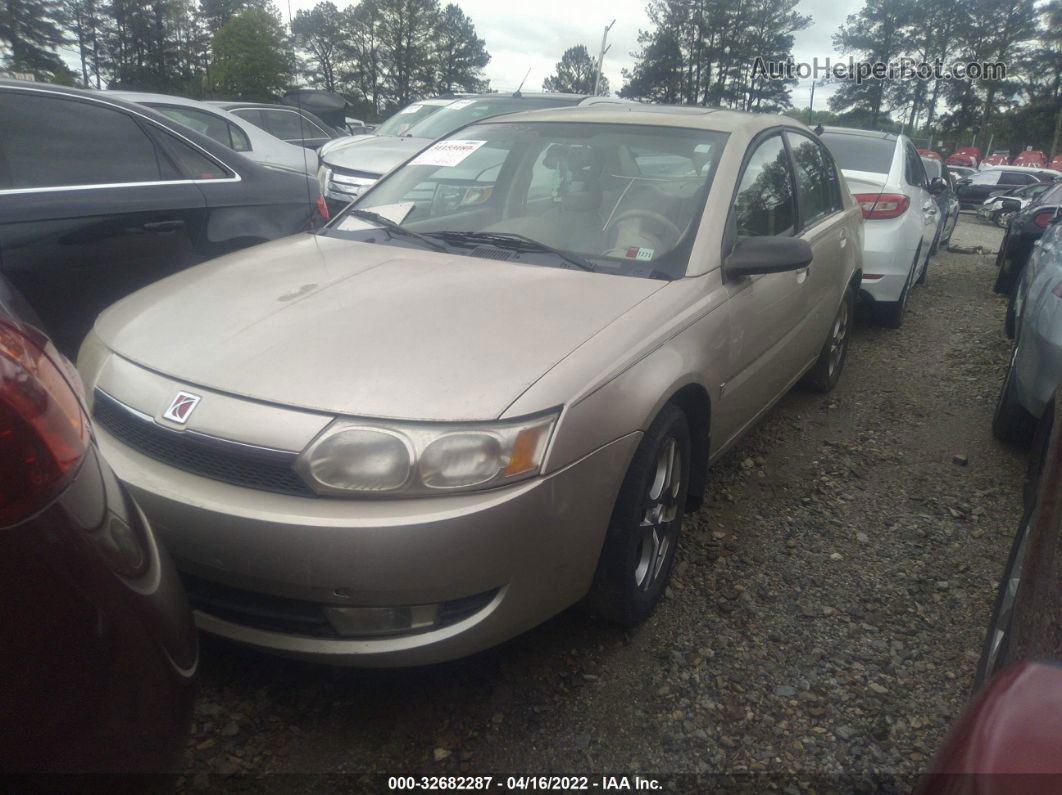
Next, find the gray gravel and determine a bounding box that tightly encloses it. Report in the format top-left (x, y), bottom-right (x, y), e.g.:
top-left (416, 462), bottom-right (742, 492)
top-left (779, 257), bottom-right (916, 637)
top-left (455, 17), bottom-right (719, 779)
top-left (179, 216), bottom-right (1026, 791)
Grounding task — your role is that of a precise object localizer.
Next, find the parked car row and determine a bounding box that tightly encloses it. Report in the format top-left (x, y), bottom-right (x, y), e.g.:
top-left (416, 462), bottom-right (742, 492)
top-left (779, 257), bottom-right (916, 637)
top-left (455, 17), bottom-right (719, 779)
top-left (317, 92), bottom-right (630, 213)
top-left (5, 74), bottom-right (1059, 773)
top-left (955, 166), bottom-right (1061, 209)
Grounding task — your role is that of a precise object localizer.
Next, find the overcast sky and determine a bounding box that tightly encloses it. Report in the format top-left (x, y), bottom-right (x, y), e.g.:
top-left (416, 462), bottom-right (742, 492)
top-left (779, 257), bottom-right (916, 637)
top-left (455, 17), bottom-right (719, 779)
top-left (285, 0), bottom-right (859, 109)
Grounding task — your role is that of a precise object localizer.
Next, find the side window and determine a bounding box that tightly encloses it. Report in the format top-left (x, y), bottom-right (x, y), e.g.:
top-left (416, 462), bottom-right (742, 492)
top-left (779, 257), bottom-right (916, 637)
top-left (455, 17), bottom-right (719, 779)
top-left (228, 123), bottom-right (251, 152)
top-left (905, 146), bottom-right (927, 187)
top-left (259, 109), bottom-right (307, 141)
top-left (0, 92), bottom-right (162, 188)
top-left (152, 129), bottom-right (231, 180)
top-left (151, 105), bottom-right (232, 149)
top-left (733, 134), bottom-right (796, 237)
top-left (785, 132), bottom-right (840, 227)
top-left (231, 108), bottom-right (263, 128)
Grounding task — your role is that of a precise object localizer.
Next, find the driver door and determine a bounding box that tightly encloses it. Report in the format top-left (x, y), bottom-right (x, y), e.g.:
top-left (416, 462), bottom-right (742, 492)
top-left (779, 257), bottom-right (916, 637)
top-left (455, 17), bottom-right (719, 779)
top-left (713, 133), bottom-right (809, 447)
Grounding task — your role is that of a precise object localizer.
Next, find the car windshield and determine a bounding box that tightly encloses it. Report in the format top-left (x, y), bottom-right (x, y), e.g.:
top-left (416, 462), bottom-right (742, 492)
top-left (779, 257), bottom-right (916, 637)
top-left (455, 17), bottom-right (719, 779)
top-left (403, 98), bottom-right (580, 141)
top-left (820, 133), bottom-right (895, 174)
top-left (374, 102), bottom-right (448, 136)
top-left (326, 121), bottom-right (728, 279)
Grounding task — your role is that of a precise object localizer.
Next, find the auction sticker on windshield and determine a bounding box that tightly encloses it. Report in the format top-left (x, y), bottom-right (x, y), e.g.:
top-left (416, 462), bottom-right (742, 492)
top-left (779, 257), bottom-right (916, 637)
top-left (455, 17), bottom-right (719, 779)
top-left (411, 140), bottom-right (487, 168)
top-left (441, 99), bottom-right (476, 111)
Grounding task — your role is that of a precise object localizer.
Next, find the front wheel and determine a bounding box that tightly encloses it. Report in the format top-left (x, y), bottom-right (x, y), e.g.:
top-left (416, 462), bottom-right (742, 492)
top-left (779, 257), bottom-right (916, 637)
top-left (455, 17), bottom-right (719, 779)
top-left (586, 404), bottom-right (691, 626)
top-left (802, 284), bottom-right (854, 392)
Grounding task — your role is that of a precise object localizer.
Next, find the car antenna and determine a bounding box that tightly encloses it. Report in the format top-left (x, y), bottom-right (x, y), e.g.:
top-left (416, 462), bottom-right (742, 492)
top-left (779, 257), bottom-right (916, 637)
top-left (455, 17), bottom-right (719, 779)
top-left (285, 0), bottom-right (325, 228)
top-left (513, 67), bottom-right (532, 98)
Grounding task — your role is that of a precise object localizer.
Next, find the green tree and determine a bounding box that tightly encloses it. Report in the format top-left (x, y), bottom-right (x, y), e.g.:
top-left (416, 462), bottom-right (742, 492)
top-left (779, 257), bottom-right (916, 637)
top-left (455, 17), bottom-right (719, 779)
top-left (620, 0), bottom-right (807, 110)
top-left (292, 0), bottom-right (344, 92)
top-left (210, 6), bottom-right (292, 100)
top-left (543, 44), bottom-right (607, 95)
top-left (65, 0), bottom-right (104, 86)
top-left (433, 3), bottom-right (488, 93)
top-left (828, 0), bottom-right (913, 127)
top-left (0, 0), bottom-right (71, 76)
top-left (376, 0), bottom-right (440, 106)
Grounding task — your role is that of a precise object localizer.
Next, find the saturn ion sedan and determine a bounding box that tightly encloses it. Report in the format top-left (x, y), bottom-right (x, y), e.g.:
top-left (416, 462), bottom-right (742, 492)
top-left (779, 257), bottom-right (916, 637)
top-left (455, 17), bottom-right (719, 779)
top-left (78, 106), bottom-right (863, 666)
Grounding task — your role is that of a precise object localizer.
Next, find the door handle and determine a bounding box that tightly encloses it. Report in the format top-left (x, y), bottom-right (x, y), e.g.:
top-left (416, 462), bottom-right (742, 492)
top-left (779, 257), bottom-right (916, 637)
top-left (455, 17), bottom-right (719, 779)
top-left (141, 220), bottom-right (185, 233)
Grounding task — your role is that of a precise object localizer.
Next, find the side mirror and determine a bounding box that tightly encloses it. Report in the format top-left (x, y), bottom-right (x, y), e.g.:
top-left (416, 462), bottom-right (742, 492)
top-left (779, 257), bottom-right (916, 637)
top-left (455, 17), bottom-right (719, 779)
top-left (724, 236), bottom-right (813, 279)
top-left (929, 177), bottom-right (947, 195)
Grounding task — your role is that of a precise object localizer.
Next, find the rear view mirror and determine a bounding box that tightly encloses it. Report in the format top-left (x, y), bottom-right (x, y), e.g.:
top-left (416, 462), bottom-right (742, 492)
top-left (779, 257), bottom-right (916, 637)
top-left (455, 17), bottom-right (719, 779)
top-left (724, 236), bottom-right (813, 279)
top-left (929, 177), bottom-right (947, 195)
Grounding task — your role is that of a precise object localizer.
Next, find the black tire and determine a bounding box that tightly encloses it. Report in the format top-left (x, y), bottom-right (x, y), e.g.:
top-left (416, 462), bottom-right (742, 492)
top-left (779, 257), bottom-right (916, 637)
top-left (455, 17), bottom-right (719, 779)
top-left (585, 404), bottom-right (691, 626)
top-left (992, 345), bottom-right (1036, 445)
top-left (802, 284), bottom-right (854, 393)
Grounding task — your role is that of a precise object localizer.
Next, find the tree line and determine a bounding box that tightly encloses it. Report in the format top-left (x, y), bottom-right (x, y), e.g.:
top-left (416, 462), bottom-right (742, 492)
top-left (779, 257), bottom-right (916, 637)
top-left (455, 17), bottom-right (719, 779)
top-left (0, 0), bottom-right (491, 114)
top-left (1, 0), bottom-right (1059, 150)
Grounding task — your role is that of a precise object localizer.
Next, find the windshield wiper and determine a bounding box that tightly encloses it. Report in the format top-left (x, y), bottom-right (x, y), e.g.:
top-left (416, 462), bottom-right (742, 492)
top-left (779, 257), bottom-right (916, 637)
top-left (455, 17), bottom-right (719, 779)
top-left (345, 209), bottom-right (448, 253)
top-left (431, 231), bottom-right (597, 272)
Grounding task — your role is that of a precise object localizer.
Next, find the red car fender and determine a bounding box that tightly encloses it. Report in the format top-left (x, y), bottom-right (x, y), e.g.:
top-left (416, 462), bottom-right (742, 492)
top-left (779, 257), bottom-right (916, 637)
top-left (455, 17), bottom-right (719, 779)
top-left (920, 662), bottom-right (1062, 794)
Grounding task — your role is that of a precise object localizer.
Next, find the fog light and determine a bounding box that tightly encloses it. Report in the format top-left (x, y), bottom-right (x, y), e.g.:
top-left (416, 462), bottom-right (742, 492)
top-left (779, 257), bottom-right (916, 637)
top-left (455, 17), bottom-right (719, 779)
top-left (324, 603), bottom-right (440, 637)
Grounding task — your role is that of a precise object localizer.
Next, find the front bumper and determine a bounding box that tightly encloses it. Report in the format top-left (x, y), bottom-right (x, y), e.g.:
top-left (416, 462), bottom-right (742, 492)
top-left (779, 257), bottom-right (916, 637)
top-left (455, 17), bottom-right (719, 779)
top-left (95, 422), bottom-right (638, 666)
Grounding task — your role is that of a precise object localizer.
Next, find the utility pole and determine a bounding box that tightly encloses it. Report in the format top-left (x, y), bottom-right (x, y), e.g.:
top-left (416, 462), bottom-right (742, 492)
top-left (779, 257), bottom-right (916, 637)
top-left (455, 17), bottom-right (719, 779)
top-left (593, 19), bottom-right (616, 96)
top-left (808, 79), bottom-right (816, 125)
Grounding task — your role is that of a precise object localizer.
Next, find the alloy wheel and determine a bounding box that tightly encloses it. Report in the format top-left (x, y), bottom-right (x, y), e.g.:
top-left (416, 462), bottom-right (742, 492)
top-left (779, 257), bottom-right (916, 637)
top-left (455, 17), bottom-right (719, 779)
top-left (633, 438), bottom-right (681, 591)
top-left (827, 295), bottom-right (850, 380)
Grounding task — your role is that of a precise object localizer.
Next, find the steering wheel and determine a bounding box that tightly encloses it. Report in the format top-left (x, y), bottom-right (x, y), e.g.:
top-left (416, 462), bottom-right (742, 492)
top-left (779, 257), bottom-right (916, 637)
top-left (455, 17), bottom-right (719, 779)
top-left (604, 209), bottom-right (682, 244)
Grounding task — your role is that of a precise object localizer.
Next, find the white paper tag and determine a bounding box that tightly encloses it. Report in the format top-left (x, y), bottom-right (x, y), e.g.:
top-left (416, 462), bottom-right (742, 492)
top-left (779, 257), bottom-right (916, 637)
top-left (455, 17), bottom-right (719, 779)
top-left (396, 104), bottom-right (423, 115)
top-left (442, 99), bottom-right (476, 110)
top-left (410, 140), bottom-right (487, 168)
top-left (623, 246), bottom-right (655, 261)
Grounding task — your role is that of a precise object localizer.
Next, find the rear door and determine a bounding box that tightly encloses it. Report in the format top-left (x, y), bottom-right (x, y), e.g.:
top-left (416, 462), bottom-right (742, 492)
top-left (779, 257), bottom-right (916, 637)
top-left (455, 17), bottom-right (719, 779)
top-left (785, 131), bottom-right (849, 352)
top-left (0, 88), bottom-right (210, 355)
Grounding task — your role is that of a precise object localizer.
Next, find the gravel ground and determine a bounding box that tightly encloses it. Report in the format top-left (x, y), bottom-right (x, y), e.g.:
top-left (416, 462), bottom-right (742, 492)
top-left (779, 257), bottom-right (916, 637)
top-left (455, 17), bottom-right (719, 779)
top-left (179, 215), bottom-right (1026, 793)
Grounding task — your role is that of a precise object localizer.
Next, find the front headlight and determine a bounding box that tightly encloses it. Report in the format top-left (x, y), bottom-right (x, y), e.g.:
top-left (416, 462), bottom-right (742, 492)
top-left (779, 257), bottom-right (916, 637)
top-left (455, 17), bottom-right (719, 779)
top-left (317, 164), bottom-right (331, 196)
top-left (295, 411), bottom-right (559, 497)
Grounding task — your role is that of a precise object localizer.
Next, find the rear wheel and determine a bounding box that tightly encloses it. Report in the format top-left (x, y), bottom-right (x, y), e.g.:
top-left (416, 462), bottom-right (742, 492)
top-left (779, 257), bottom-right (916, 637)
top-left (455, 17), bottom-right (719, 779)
top-left (992, 344), bottom-right (1036, 445)
top-left (802, 284), bottom-right (854, 392)
top-left (586, 404), bottom-right (690, 626)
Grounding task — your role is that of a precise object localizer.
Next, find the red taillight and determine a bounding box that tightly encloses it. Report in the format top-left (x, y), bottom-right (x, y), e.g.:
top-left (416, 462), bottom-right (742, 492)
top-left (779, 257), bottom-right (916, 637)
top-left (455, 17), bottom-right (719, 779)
top-left (315, 195), bottom-right (330, 221)
top-left (854, 193), bottom-right (910, 220)
top-left (0, 321), bottom-right (89, 527)
top-left (1033, 210), bottom-right (1056, 229)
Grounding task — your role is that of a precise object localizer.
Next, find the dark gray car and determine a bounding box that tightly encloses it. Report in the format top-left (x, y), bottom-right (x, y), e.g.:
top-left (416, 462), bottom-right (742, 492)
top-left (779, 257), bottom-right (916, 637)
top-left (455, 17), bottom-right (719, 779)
top-left (0, 80), bottom-right (326, 355)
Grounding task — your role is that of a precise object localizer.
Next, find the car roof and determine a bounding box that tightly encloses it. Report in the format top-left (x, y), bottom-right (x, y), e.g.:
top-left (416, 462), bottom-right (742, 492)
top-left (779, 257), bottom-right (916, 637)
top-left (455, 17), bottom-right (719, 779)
top-left (819, 126), bottom-right (898, 142)
top-left (476, 103), bottom-right (813, 136)
top-left (984, 165), bottom-right (1062, 176)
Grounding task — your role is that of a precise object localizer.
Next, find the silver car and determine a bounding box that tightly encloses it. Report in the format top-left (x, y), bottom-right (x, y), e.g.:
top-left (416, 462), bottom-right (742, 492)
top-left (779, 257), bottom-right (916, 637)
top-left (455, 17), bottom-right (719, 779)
top-left (994, 218), bottom-right (1062, 443)
top-left (318, 94), bottom-right (628, 211)
top-left (109, 91), bottom-right (319, 176)
top-left (78, 106), bottom-right (863, 665)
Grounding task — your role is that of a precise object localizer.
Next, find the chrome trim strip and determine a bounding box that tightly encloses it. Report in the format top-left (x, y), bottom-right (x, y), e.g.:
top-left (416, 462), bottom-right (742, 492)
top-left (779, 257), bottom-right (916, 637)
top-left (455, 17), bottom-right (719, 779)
top-left (93, 388), bottom-right (300, 461)
top-left (0, 177), bottom-right (241, 196)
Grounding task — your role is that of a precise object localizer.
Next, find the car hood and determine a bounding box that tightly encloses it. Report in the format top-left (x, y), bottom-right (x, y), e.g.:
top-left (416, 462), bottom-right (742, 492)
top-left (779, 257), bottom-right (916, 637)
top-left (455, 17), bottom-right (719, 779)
top-left (94, 235), bottom-right (666, 421)
top-left (320, 136), bottom-right (431, 176)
